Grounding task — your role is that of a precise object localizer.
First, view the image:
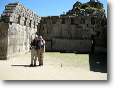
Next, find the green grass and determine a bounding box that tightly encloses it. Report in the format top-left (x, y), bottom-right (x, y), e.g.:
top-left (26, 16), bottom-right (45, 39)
top-left (44, 52), bottom-right (89, 68)
top-left (80, 9), bottom-right (85, 11)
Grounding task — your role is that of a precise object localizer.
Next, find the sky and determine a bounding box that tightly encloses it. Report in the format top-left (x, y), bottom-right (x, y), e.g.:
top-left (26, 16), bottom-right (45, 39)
top-left (0, 0), bottom-right (107, 17)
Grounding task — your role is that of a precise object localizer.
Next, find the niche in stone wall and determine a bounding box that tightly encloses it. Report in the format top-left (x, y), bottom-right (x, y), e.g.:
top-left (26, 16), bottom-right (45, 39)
top-left (62, 18), bottom-right (65, 24)
top-left (17, 15), bottom-right (21, 24)
top-left (101, 20), bottom-right (107, 27)
top-left (52, 18), bottom-right (56, 24)
top-left (37, 25), bottom-right (39, 30)
top-left (87, 24), bottom-right (88, 27)
top-left (24, 18), bottom-right (27, 26)
top-left (71, 18), bottom-right (74, 24)
top-left (10, 22), bottom-right (12, 25)
top-left (91, 17), bottom-right (95, 25)
top-left (97, 32), bottom-right (100, 37)
top-left (29, 20), bottom-right (32, 28)
top-left (81, 18), bottom-right (85, 24)
top-left (44, 19), bottom-right (47, 24)
top-left (34, 21), bottom-right (35, 28)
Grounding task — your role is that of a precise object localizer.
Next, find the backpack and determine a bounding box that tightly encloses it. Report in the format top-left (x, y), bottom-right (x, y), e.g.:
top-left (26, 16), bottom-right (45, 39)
top-left (38, 39), bottom-right (45, 49)
top-left (38, 40), bottom-right (45, 45)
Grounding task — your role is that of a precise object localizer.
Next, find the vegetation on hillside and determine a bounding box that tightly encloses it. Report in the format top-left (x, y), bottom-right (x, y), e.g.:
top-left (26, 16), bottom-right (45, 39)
top-left (61, 0), bottom-right (106, 18)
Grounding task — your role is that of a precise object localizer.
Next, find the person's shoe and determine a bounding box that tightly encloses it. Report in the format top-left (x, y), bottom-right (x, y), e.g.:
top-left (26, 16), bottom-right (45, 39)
top-left (39, 64), bottom-right (42, 66)
top-left (30, 64), bottom-right (33, 66)
top-left (34, 64), bottom-right (36, 66)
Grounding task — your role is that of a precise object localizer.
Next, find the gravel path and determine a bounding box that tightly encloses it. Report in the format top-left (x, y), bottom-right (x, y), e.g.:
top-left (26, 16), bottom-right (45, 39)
top-left (0, 52), bottom-right (107, 80)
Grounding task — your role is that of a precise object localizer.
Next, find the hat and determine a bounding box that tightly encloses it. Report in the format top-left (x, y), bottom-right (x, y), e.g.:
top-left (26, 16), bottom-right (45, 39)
top-left (35, 35), bottom-right (38, 37)
top-left (39, 36), bottom-right (42, 39)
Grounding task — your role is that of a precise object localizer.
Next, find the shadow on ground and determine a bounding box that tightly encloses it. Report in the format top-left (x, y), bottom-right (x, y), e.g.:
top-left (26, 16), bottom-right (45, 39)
top-left (11, 65), bottom-right (40, 67)
top-left (11, 53), bottom-right (107, 73)
top-left (89, 54), bottom-right (107, 73)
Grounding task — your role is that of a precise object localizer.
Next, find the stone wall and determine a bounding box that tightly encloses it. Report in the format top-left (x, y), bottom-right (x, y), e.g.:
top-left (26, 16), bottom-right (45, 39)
top-left (0, 2), bottom-right (107, 59)
top-left (0, 2), bottom-right (41, 60)
top-left (52, 38), bottom-right (92, 53)
top-left (38, 16), bottom-right (107, 53)
top-left (0, 21), bottom-right (9, 59)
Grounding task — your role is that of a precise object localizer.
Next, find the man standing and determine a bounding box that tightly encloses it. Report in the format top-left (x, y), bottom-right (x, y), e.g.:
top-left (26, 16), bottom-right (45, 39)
top-left (30, 35), bottom-right (38, 66)
top-left (38, 36), bottom-right (45, 66)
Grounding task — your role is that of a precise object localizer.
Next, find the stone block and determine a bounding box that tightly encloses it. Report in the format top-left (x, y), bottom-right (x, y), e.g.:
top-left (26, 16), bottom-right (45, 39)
top-left (70, 25), bottom-right (76, 31)
top-left (88, 24), bottom-right (96, 28)
top-left (71, 34), bottom-right (76, 38)
top-left (76, 31), bottom-right (81, 35)
top-left (61, 26), bottom-right (66, 31)
top-left (52, 38), bottom-right (92, 53)
top-left (76, 27), bottom-right (82, 31)
top-left (42, 29), bottom-right (47, 34)
top-left (1, 13), bottom-right (12, 17)
top-left (5, 6), bottom-right (16, 10)
top-left (95, 27), bottom-right (103, 32)
top-left (3, 10), bottom-right (13, 13)
top-left (43, 33), bottom-right (52, 41)
top-left (53, 28), bottom-right (61, 34)
top-left (94, 45), bottom-right (107, 53)
top-left (81, 31), bottom-right (88, 35)
top-left (58, 19), bottom-right (62, 23)
top-left (0, 21), bottom-right (9, 60)
top-left (20, 20), bottom-right (24, 26)
top-left (82, 35), bottom-right (90, 39)
top-left (61, 31), bottom-right (67, 37)
top-left (45, 41), bottom-right (51, 51)
top-left (85, 19), bottom-right (91, 24)
top-left (74, 18), bottom-right (80, 24)
top-left (26, 22), bottom-right (29, 27)
top-left (71, 30), bottom-right (75, 34)
top-left (89, 31), bottom-right (96, 35)
top-left (2, 17), bottom-right (10, 22)
top-left (20, 17), bottom-right (25, 21)
top-left (88, 28), bottom-right (94, 31)
top-left (95, 36), bottom-right (106, 46)
top-left (76, 35), bottom-right (82, 39)
top-left (84, 27), bottom-right (90, 31)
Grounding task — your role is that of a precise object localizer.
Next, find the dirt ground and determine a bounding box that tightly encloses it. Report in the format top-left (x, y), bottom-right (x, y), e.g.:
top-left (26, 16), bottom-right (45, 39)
top-left (0, 52), bottom-right (107, 80)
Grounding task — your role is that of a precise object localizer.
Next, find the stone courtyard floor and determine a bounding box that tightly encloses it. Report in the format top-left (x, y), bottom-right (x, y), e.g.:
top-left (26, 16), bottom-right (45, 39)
top-left (0, 52), bottom-right (107, 80)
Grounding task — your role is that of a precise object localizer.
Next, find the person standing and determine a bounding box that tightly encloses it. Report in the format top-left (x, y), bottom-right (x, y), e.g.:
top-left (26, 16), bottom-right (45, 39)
top-left (30, 35), bottom-right (38, 66)
top-left (38, 36), bottom-right (45, 66)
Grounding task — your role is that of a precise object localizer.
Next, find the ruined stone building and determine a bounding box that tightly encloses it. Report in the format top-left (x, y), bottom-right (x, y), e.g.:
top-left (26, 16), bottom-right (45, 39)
top-left (0, 2), bottom-right (41, 59)
top-left (0, 1), bottom-right (107, 60)
top-left (38, 16), bottom-right (107, 54)
top-left (38, 1), bottom-right (107, 54)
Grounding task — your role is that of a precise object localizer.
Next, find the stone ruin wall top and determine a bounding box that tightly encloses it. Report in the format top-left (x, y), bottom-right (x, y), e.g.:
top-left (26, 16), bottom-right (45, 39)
top-left (1, 2), bottom-right (41, 25)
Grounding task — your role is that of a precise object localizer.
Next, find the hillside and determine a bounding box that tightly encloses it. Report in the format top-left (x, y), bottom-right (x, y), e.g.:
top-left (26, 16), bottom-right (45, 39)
top-left (61, 0), bottom-right (106, 18)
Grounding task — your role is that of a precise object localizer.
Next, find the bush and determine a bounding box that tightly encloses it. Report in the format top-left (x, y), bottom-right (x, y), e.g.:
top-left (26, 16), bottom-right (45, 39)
top-left (74, 7), bottom-right (80, 11)
top-left (81, 3), bottom-right (90, 9)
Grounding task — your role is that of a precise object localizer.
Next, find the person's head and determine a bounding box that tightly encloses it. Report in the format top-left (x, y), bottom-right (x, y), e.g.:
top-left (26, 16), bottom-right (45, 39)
top-left (39, 36), bottom-right (42, 41)
top-left (35, 35), bottom-right (38, 40)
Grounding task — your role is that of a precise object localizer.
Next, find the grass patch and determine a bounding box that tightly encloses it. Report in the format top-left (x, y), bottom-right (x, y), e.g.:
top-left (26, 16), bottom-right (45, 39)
top-left (44, 52), bottom-right (89, 68)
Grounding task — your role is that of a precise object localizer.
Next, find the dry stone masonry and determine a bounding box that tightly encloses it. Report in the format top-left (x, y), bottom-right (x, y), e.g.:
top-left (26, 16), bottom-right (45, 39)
top-left (0, 1), bottom-right (107, 60)
top-left (38, 16), bottom-right (107, 53)
top-left (0, 2), bottom-right (41, 60)
top-left (38, 1), bottom-right (107, 53)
